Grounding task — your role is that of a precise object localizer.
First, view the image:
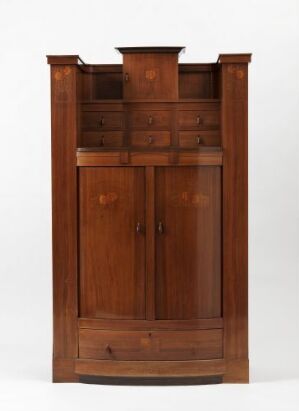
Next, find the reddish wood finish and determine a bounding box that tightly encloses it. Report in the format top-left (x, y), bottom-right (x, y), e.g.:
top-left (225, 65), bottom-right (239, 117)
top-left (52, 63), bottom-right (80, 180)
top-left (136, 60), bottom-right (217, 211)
top-left (177, 110), bottom-right (220, 130)
top-left (130, 131), bottom-right (171, 147)
top-left (75, 358), bottom-right (226, 377)
top-left (50, 63), bottom-right (79, 382)
top-left (221, 59), bottom-right (250, 382)
top-left (48, 48), bottom-right (250, 384)
top-left (79, 167), bottom-right (146, 319)
top-left (78, 317), bottom-right (224, 330)
top-left (129, 110), bottom-right (172, 129)
top-left (76, 150), bottom-right (223, 167)
top-left (82, 111), bottom-right (124, 131)
top-left (155, 166), bottom-right (222, 319)
top-left (79, 329), bottom-right (223, 361)
top-left (80, 131), bottom-right (124, 148)
top-left (122, 53), bottom-right (179, 100)
top-left (178, 131), bottom-right (220, 147)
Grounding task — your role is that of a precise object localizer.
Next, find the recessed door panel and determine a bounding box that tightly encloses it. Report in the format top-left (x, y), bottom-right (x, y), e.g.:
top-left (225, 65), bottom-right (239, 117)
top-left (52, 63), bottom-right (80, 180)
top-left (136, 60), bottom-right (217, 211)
top-left (79, 167), bottom-right (145, 319)
top-left (155, 166), bottom-right (221, 319)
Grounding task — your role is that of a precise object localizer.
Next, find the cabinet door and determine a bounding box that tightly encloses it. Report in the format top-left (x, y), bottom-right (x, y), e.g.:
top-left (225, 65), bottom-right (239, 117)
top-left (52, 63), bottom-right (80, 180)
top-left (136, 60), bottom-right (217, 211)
top-left (155, 167), bottom-right (221, 319)
top-left (79, 167), bottom-right (145, 319)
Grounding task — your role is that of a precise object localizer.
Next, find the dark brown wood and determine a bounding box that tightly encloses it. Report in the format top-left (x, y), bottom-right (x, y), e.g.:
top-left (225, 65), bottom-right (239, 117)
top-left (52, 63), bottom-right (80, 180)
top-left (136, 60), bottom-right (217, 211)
top-left (47, 55), bottom-right (83, 65)
top-left (82, 111), bottom-right (124, 131)
top-left (76, 150), bottom-right (223, 167)
top-left (116, 46), bottom-right (185, 55)
top-left (79, 375), bottom-right (222, 385)
top-left (79, 167), bottom-right (146, 319)
top-left (123, 53), bottom-right (179, 100)
top-left (131, 131), bottom-right (171, 147)
top-left (80, 131), bottom-right (123, 148)
top-left (79, 329), bottom-right (223, 361)
top-left (75, 358), bottom-right (226, 377)
top-left (48, 48), bottom-right (250, 384)
top-left (78, 318), bottom-right (224, 330)
top-left (50, 64), bottom-right (79, 382)
top-left (218, 54), bottom-right (252, 64)
top-left (178, 131), bottom-right (220, 147)
top-left (129, 110), bottom-right (172, 129)
top-left (145, 167), bottom-right (155, 320)
top-left (220, 60), bottom-right (249, 380)
top-left (177, 110), bottom-right (220, 130)
top-left (155, 166), bottom-right (222, 319)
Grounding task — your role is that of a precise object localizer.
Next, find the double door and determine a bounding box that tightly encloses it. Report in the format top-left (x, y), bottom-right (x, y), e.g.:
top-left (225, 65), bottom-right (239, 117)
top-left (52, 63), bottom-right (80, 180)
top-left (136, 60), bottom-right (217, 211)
top-left (79, 166), bottom-right (221, 321)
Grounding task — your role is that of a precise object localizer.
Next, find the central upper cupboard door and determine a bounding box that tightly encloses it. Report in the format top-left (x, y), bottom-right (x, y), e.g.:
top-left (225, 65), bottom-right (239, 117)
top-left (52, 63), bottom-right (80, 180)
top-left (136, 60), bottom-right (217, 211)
top-left (123, 53), bottom-right (178, 100)
top-left (155, 167), bottom-right (221, 319)
top-left (79, 167), bottom-right (145, 319)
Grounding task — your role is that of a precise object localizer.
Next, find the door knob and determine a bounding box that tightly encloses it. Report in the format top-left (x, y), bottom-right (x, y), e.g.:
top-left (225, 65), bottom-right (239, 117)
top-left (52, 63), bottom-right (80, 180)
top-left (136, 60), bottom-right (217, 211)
top-left (196, 136), bottom-right (202, 145)
top-left (136, 222), bottom-right (142, 234)
top-left (157, 221), bottom-right (164, 234)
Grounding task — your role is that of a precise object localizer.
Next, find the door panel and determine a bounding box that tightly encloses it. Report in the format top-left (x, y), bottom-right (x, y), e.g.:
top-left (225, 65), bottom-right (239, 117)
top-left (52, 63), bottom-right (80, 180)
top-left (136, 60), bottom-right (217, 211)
top-left (155, 166), bottom-right (221, 319)
top-left (79, 167), bottom-right (145, 319)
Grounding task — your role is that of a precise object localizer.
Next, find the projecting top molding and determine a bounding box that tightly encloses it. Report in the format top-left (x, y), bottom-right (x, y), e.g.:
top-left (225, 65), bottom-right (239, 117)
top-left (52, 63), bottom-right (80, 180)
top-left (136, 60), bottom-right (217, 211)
top-left (115, 46), bottom-right (186, 56)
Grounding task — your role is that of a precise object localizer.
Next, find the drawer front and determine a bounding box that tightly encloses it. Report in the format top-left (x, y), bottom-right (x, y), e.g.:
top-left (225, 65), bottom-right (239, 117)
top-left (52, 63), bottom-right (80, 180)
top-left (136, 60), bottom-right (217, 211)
top-left (79, 329), bottom-right (223, 361)
top-left (80, 131), bottom-right (124, 148)
top-left (82, 111), bottom-right (124, 130)
top-left (178, 110), bottom-right (219, 130)
top-left (129, 111), bottom-right (171, 129)
top-left (179, 131), bottom-right (221, 148)
top-left (131, 131), bottom-right (171, 147)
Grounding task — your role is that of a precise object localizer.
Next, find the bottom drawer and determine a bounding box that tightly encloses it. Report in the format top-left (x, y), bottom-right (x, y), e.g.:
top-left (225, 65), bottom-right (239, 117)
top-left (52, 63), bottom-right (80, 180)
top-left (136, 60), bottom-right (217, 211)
top-left (79, 329), bottom-right (223, 361)
top-left (80, 131), bottom-right (123, 148)
top-left (179, 131), bottom-right (220, 147)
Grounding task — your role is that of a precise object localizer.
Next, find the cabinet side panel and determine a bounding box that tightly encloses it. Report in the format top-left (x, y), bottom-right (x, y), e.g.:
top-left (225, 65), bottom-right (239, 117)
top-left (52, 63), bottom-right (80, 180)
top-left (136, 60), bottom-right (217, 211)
top-left (51, 65), bottom-right (79, 368)
top-left (221, 64), bottom-right (248, 365)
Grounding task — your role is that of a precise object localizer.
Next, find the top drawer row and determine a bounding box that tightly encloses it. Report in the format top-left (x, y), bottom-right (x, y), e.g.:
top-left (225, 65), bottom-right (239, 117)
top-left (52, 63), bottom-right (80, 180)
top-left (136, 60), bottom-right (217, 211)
top-left (82, 110), bottom-right (220, 131)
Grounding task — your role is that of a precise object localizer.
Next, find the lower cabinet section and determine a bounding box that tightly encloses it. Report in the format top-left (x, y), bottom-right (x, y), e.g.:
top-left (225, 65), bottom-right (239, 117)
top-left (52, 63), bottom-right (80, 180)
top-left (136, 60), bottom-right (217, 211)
top-left (79, 329), bottom-right (223, 361)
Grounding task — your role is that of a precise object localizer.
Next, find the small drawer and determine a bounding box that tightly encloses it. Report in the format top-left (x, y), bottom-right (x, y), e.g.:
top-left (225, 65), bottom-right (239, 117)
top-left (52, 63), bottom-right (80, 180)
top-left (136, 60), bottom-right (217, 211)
top-left (82, 111), bottom-right (124, 130)
top-left (178, 110), bottom-right (219, 130)
top-left (80, 131), bottom-right (124, 148)
top-left (79, 329), bottom-right (223, 361)
top-left (131, 131), bottom-right (171, 147)
top-left (129, 110), bottom-right (171, 129)
top-left (179, 131), bottom-right (221, 148)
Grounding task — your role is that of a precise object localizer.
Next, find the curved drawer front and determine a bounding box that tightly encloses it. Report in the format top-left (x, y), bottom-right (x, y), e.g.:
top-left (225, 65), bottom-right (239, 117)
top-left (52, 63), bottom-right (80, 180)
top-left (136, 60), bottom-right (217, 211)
top-left (80, 131), bottom-right (124, 148)
top-left (179, 131), bottom-right (221, 147)
top-left (82, 111), bottom-right (124, 131)
top-left (178, 110), bottom-right (219, 130)
top-left (129, 110), bottom-right (171, 129)
top-left (79, 329), bottom-right (223, 361)
top-left (130, 131), bottom-right (171, 147)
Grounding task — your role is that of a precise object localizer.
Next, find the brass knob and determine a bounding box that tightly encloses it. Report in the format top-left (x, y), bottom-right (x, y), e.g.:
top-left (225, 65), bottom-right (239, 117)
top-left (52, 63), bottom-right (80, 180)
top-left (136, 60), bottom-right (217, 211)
top-left (196, 115), bottom-right (202, 125)
top-left (100, 135), bottom-right (105, 146)
top-left (136, 222), bottom-right (142, 234)
top-left (99, 116), bottom-right (105, 127)
top-left (157, 221), bottom-right (164, 234)
top-left (148, 136), bottom-right (153, 145)
top-left (196, 136), bottom-right (202, 145)
top-left (124, 72), bottom-right (129, 82)
top-left (148, 115), bottom-right (153, 125)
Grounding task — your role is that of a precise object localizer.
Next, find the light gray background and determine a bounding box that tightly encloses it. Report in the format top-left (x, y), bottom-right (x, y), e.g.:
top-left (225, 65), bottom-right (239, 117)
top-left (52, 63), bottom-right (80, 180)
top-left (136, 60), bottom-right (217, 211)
top-left (0, 0), bottom-right (298, 409)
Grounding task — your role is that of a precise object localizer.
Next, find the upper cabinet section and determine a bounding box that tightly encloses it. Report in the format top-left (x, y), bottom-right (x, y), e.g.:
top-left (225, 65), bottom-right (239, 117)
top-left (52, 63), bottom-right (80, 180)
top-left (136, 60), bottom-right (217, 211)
top-left (117, 47), bottom-right (184, 100)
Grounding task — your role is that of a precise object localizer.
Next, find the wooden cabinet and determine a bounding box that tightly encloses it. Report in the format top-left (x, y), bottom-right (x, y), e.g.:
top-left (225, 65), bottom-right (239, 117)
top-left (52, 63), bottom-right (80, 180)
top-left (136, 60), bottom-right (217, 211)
top-left (47, 47), bottom-right (251, 384)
